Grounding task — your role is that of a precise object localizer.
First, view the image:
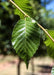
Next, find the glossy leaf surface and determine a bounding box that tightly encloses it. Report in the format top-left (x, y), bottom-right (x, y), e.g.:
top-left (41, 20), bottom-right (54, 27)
top-left (12, 17), bottom-right (40, 68)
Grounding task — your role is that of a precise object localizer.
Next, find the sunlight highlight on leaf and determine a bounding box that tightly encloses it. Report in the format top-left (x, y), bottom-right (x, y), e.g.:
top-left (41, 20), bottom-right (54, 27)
top-left (12, 17), bottom-right (40, 68)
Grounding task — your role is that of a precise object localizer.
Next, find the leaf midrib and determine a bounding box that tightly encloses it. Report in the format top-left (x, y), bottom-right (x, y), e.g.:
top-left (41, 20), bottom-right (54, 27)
top-left (24, 18), bottom-right (27, 53)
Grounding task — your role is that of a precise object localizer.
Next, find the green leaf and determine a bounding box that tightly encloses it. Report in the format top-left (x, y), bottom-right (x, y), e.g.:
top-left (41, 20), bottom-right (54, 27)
top-left (51, 66), bottom-right (54, 75)
top-left (44, 30), bottom-right (54, 58)
top-left (13, 0), bottom-right (33, 18)
top-left (12, 17), bottom-right (40, 68)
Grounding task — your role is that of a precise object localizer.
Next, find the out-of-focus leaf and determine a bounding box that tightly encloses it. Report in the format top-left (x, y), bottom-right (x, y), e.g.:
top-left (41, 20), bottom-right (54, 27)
top-left (51, 66), bottom-right (54, 75)
top-left (13, 0), bottom-right (33, 18)
top-left (44, 30), bottom-right (54, 58)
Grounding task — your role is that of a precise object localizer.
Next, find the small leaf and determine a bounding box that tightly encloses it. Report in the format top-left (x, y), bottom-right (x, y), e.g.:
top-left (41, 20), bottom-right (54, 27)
top-left (44, 30), bottom-right (54, 58)
top-left (51, 66), bottom-right (54, 75)
top-left (13, 0), bottom-right (33, 18)
top-left (12, 17), bottom-right (40, 68)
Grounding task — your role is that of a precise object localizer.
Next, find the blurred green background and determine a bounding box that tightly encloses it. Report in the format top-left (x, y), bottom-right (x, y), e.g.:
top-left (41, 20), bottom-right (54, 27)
top-left (0, 0), bottom-right (54, 56)
top-left (0, 0), bottom-right (54, 75)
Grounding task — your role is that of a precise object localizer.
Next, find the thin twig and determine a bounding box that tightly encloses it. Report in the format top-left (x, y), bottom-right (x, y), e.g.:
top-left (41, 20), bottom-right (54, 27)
top-left (9, 0), bottom-right (54, 42)
top-left (9, 0), bottom-right (29, 17)
top-left (36, 22), bottom-right (54, 42)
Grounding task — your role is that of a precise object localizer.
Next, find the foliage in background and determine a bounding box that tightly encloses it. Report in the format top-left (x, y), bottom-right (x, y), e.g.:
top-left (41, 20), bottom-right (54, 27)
top-left (40, 8), bottom-right (54, 29)
top-left (0, 0), bottom-right (54, 60)
top-left (0, 1), bottom-right (19, 55)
